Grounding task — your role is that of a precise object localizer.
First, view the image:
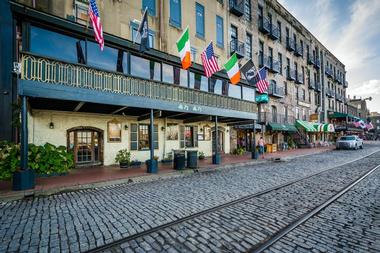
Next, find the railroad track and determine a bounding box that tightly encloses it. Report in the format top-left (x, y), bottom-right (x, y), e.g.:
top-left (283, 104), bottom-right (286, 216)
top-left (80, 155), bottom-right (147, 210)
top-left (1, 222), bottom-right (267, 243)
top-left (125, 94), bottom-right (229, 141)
top-left (86, 151), bottom-right (380, 253)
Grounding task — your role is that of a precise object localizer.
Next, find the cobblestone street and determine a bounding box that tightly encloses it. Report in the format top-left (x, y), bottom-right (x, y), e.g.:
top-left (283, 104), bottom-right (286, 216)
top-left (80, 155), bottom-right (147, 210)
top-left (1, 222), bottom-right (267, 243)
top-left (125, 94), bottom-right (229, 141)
top-left (1, 144), bottom-right (380, 253)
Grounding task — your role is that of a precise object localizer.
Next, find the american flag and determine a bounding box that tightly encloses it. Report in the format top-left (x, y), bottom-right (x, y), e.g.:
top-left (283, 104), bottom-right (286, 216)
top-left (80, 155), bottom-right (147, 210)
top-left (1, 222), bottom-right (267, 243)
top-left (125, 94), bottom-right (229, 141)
top-left (88, 0), bottom-right (104, 50)
top-left (254, 67), bottom-right (269, 93)
top-left (201, 43), bottom-right (220, 78)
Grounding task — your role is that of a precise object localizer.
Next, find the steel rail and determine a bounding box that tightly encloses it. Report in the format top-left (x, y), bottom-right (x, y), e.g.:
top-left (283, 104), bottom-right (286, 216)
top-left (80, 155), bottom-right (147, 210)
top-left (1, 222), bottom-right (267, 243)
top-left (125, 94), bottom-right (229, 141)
top-left (249, 163), bottom-right (380, 253)
top-left (85, 150), bottom-right (380, 253)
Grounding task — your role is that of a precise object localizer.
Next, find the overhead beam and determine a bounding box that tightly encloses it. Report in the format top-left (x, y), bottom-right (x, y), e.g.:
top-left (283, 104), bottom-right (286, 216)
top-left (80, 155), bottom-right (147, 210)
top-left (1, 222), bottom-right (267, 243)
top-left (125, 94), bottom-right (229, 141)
top-left (183, 115), bottom-right (212, 124)
top-left (111, 106), bottom-right (128, 114)
top-left (226, 120), bottom-right (253, 126)
top-left (166, 112), bottom-right (188, 118)
top-left (138, 110), bottom-right (162, 121)
top-left (73, 101), bottom-right (85, 112)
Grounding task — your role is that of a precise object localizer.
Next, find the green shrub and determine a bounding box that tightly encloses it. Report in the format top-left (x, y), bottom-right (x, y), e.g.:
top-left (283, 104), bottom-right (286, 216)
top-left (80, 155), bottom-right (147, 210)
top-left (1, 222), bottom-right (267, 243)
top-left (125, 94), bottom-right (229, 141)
top-left (232, 146), bottom-right (245, 155)
top-left (115, 149), bottom-right (131, 164)
top-left (198, 151), bottom-right (205, 160)
top-left (0, 141), bottom-right (74, 181)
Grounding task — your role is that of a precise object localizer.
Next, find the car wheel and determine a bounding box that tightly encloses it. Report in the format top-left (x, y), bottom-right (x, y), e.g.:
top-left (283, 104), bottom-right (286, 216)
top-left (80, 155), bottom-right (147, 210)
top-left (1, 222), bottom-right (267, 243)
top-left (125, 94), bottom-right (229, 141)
top-left (355, 144), bottom-right (358, 150)
top-left (360, 144), bottom-right (363, 149)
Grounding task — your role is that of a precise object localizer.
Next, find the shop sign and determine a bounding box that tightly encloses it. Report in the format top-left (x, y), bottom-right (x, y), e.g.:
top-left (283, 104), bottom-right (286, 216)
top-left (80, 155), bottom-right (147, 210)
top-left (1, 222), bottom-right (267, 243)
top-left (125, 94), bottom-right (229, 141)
top-left (178, 103), bottom-right (203, 112)
top-left (255, 94), bottom-right (269, 104)
top-left (310, 114), bottom-right (318, 121)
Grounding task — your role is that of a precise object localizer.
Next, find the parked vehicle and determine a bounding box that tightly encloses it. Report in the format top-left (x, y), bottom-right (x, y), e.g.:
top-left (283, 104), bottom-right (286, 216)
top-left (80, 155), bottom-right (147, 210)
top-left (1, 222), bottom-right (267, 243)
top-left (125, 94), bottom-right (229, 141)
top-left (336, 135), bottom-right (363, 150)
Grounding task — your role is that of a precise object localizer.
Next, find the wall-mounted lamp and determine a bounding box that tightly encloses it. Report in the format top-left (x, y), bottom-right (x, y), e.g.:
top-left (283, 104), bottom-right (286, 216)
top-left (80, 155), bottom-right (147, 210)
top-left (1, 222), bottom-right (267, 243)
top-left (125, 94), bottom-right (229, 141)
top-left (200, 128), bottom-right (203, 132)
top-left (161, 126), bottom-right (165, 131)
top-left (124, 124), bottom-right (129, 130)
top-left (49, 122), bottom-right (54, 129)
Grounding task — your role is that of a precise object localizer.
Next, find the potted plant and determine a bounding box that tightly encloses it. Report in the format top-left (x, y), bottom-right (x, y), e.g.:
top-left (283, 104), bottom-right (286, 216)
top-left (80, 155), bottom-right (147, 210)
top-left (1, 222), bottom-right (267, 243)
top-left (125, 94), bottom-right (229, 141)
top-left (130, 160), bottom-right (142, 167)
top-left (115, 149), bottom-right (131, 168)
top-left (198, 151), bottom-right (205, 160)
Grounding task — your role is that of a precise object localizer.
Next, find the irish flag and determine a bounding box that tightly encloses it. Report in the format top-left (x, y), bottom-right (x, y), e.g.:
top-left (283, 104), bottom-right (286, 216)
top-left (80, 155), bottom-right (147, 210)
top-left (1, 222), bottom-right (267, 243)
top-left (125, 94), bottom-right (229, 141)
top-left (224, 53), bottom-right (240, 84)
top-left (176, 27), bottom-right (191, 70)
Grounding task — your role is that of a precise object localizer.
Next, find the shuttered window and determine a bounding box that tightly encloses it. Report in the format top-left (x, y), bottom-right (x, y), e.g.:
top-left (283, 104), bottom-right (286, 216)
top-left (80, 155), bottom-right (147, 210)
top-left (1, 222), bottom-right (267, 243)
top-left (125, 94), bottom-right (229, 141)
top-left (170, 0), bottom-right (181, 28)
top-left (130, 123), bottom-right (158, 150)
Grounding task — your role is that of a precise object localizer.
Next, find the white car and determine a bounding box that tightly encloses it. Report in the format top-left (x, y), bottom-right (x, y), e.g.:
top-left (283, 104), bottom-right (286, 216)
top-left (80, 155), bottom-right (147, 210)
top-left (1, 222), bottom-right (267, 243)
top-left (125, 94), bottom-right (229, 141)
top-left (336, 135), bottom-right (363, 150)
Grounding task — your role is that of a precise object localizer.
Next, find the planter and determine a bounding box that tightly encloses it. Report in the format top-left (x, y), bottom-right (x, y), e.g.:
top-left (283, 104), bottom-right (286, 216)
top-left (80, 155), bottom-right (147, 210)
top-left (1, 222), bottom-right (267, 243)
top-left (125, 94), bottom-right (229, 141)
top-left (161, 159), bottom-right (173, 164)
top-left (130, 161), bottom-right (142, 167)
top-left (119, 162), bottom-right (130, 168)
top-left (146, 159), bottom-right (158, 173)
top-left (12, 169), bottom-right (35, 191)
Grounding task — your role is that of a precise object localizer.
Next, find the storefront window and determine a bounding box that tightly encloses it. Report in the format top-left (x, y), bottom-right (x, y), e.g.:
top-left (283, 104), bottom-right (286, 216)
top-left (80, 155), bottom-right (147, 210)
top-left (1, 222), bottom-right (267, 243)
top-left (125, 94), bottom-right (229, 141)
top-left (228, 84), bottom-right (242, 99)
top-left (87, 41), bottom-right (118, 72)
top-left (177, 68), bottom-right (188, 87)
top-left (162, 63), bottom-right (174, 83)
top-left (185, 126), bottom-right (194, 147)
top-left (30, 26), bottom-right (84, 63)
top-left (242, 87), bottom-right (255, 101)
top-left (130, 55), bottom-right (161, 81)
top-left (138, 124), bottom-right (149, 150)
top-left (189, 72), bottom-right (208, 91)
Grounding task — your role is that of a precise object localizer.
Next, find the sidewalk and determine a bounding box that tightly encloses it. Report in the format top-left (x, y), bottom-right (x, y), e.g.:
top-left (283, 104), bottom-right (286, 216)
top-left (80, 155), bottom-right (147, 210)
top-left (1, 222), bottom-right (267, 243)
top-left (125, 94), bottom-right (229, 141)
top-left (0, 146), bottom-right (334, 202)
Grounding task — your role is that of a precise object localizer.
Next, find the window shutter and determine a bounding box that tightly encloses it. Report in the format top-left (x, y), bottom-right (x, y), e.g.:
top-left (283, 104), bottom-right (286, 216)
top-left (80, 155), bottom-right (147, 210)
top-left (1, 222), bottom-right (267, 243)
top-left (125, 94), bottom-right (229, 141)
top-left (180, 125), bottom-right (185, 148)
top-left (193, 126), bottom-right (198, 147)
top-left (130, 123), bottom-right (138, 150)
top-left (154, 125), bottom-right (159, 149)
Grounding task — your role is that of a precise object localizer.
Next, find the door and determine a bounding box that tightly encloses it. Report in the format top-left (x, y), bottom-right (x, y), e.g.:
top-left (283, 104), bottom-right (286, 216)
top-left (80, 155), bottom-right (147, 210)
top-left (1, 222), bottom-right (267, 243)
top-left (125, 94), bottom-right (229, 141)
top-left (68, 128), bottom-right (103, 166)
top-left (212, 130), bottom-right (224, 153)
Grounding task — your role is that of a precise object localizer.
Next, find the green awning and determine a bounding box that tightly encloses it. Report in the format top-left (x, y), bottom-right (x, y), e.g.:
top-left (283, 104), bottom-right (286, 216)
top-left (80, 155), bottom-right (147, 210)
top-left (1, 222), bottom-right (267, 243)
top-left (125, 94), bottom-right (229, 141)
top-left (295, 120), bottom-right (317, 132)
top-left (313, 123), bottom-right (335, 132)
top-left (267, 123), bottom-right (298, 132)
top-left (328, 112), bottom-right (348, 119)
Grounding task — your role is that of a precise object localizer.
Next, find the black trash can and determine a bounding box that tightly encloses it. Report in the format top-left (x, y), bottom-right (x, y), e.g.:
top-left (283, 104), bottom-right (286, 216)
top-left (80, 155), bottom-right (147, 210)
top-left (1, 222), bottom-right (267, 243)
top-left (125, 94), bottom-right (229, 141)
top-left (186, 150), bottom-right (198, 168)
top-left (173, 151), bottom-right (186, 170)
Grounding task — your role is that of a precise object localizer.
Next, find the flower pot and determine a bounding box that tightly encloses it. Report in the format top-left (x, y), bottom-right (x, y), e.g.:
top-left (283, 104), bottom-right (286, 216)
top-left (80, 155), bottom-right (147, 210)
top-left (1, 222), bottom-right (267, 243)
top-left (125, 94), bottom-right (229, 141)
top-left (119, 162), bottom-right (129, 168)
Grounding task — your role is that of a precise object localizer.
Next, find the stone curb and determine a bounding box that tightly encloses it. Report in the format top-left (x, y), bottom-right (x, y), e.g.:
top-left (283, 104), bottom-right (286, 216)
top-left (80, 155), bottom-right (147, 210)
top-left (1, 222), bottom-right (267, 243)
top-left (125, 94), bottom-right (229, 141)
top-left (0, 149), bottom-right (330, 202)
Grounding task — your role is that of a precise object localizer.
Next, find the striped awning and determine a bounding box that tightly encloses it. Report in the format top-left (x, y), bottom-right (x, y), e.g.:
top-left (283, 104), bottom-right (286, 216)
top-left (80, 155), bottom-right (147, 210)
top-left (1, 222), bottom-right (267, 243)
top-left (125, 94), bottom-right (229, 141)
top-left (313, 123), bottom-right (335, 133)
top-left (295, 120), bottom-right (317, 132)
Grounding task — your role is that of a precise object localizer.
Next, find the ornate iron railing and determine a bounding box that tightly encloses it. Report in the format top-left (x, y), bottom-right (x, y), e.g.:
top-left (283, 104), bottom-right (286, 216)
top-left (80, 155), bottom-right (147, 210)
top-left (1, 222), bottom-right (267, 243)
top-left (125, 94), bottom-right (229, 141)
top-left (20, 53), bottom-right (256, 113)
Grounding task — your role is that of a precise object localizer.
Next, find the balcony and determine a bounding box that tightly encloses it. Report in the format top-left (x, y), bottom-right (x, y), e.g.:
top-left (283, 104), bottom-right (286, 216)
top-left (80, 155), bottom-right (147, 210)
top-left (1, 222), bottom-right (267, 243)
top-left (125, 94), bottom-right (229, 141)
top-left (258, 112), bottom-right (296, 124)
top-left (20, 53), bottom-right (256, 116)
top-left (258, 17), bottom-right (271, 34)
top-left (325, 66), bottom-right (333, 78)
top-left (294, 45), bottom-right (303, 57)
top-left (286, 38), bottom-right (295, 52)
top-left (314, 58), bottom-right (321, 69)
top-left (268, 84), bottom-right (285, 98)
top-left (336, 93), bottom-right (343, 102)
top-left (269, 60), bottom-right (281, 73)
top-left (308, 79), bottom-right (315, 90)
top-left (296, 73), bottom-right (304, 84)
top-left (229, 0), bottom-right (244, 17)
top-left (230, 39), bottom-right (245, 58)
top-left (287, 68), bottom-right (296, 81)
top-left (269, 24), bottom-right (280, 40)
top-left (315, 81), bottom-right (321, 92)
top-left (337, 76), bottom-right (343, 84)
top-left (343, 80), bottom-right (348, 88)
top-left (307, 54), bottom-right (315, 65)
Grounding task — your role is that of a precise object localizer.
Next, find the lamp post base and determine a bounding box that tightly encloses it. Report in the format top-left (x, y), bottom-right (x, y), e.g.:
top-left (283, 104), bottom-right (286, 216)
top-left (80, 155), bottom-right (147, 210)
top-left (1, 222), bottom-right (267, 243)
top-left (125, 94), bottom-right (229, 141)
top-left (212, 154), bottom-right (221, 164)
top-left (12, 169), bottom-right (35, 191)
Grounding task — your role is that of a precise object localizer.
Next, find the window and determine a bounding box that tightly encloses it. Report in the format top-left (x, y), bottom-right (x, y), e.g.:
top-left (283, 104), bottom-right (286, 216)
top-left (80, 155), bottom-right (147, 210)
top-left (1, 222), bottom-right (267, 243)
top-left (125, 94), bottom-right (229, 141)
top-left (130, 55), bottom-right (161, 81)
top-left (87, 41), bottom-right (118, 72)
top-left (162, 63), bottom-right (174, 84)
top-left (190, 72), bottom-right (208, 91)
top-left (284, 81), bottom-right (288, 95)
top-left (272, 106), bottom-right (277, 123)
top-left (228, 84), bottom-right (242, 99)
top-left (277, 21), bottom-right (282, 42)
top-left (286, 27), bottom-right (289, 41)
top-left (210, 78), bottom-right (228, 95)
top-left (30, 26), bottom-right (85, 64)
top-left (230, 25), bottom-right (238, 51)
top-left (296, 107), bottom-right (300, 119)
top-left (245, 33), bottom-right (252, 59)
top-left (242, 87), bottom-right (255, 102)
top-left (259, 41), bottom-right (264, 66)
top-left (216, 16), bottom-right (224, 48)
top-left (300, 40), bottom-right (304, 57)
top-left (107, 119), bottom-right (121, 142)
top-left (278, 53), bottom-right (283, 75)
top-left (130, 124), bottom-right (158, 150)
top-left (309, 91), bottom-right (311, 102)
top-left (244, 0), bottom-right (251, 21)
top-left (196, 3), bottom-right (205, 38)
top-left (190, 47), bottom-right (197, 62)
top-left (131, 23), bottom-right (154, 48)
top-left (302, 89), bottom-right (306, 101)
top-left (180, 126), bottom-right (198, 148)
top-left (142, 0), bottom-right (156, 16)
top-left (268, 47), bottom-right (273, 67)
top-left (170, 0), bottom-right (181, 28)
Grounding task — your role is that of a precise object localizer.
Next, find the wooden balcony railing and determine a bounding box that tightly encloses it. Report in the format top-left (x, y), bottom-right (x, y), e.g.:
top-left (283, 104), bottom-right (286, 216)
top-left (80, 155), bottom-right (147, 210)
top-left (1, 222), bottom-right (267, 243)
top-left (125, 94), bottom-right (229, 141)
top-left (20, 53), bottom-right (256, 114)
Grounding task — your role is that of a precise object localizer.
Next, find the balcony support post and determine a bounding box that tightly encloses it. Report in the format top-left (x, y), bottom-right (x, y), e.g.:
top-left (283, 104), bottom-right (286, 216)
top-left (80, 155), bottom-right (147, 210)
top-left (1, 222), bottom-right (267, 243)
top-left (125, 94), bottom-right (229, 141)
top-left (252, 119), bottom-right (257, 159)
top-left (12, 96), bottom-right (35, 191)
top-left (147, 108), bottom-right (158, 173)
top-left (212, 116), bottom-right (221, 164)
